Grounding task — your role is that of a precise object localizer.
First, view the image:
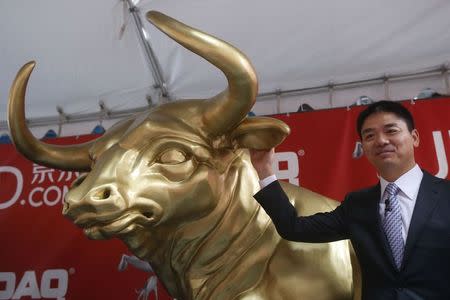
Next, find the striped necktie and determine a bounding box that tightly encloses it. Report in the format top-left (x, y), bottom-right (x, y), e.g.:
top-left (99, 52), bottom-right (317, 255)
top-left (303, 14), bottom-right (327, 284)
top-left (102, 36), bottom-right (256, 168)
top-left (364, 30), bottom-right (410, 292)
top-left (383, 183), bottom-right (404, 269)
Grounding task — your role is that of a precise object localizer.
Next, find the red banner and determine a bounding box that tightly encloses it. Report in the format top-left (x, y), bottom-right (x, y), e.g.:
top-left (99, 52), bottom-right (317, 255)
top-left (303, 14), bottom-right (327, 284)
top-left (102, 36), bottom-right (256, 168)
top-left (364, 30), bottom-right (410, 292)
top-left (1, 98), bottom-right (449, 299)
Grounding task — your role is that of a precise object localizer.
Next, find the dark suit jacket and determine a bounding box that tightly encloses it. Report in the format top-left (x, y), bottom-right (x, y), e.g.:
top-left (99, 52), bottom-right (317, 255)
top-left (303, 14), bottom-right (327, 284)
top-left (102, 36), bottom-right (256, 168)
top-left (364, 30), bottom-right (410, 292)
top-left (254, 171), bottom-right (450, 300)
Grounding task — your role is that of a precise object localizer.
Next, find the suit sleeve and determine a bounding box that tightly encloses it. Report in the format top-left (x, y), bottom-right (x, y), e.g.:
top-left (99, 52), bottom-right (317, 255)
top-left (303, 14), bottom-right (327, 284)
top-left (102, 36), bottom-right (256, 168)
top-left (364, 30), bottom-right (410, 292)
top-left (254, 180), bottom-right (349, 242)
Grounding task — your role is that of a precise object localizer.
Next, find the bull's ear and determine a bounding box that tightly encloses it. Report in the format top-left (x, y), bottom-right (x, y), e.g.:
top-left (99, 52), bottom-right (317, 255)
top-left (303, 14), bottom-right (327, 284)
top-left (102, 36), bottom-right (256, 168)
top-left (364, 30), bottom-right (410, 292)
top-left (231, 117), bottom-right (290, 150)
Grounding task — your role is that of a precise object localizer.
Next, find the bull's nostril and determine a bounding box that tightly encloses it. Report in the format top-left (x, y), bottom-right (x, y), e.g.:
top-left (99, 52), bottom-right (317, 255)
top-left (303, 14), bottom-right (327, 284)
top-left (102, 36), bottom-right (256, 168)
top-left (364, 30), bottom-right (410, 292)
top-left (143, 212), bottom-right (153, 219)
top-left (102, 188), bottom-right (111, 199)
top-left (93, 187), bottom-right (112, 200)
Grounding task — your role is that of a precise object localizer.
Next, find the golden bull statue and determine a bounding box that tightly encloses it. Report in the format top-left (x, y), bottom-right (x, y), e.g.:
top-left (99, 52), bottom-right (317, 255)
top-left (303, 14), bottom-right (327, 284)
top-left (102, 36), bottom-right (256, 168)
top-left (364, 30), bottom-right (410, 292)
top-left (8, 11), bottom-right (360, 300)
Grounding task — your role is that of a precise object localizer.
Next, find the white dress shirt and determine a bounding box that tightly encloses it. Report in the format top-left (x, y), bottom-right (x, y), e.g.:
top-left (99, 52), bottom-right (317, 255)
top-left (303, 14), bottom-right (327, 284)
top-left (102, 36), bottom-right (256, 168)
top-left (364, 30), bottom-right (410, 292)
top-left (379, 164), bottom-right (423, 242)
top-left (259, 164), bottom-right (424, 242)
top-left (259, 174), bottom-right (277, 188)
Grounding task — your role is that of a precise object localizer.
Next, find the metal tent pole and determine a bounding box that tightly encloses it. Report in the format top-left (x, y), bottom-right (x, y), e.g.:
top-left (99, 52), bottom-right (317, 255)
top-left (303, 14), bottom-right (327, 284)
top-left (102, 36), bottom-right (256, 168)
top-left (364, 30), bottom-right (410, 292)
top-left (125, 0), bottom-right (169, 98)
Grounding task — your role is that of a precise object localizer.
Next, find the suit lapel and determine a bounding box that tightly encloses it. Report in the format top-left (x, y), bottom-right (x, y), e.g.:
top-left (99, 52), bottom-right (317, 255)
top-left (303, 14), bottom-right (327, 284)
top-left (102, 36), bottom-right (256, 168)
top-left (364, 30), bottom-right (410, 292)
top-left (403, 172), bottom-right (440, 267)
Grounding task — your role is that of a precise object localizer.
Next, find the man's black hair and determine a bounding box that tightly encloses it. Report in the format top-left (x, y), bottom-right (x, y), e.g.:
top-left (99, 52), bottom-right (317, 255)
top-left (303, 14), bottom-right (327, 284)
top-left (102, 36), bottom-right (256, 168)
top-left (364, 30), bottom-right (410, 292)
top-left (356, 100), bottom-right (415, 138)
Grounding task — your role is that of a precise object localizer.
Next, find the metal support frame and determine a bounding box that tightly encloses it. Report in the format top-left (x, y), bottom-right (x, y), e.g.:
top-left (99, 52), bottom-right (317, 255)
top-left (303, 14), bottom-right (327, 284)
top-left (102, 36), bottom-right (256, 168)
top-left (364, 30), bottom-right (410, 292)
top-left (56, 106), bottom-right (67, 137)
top-left (1, 64), bottom-right (449, 131)
top-left (328, 81), bottom-right (334, 107)
top-left (275, 88), bottom-right (282, 113)
top-left (442, 64), bottom-right (450, 95)
top-left (383, 75), bottom-right (390, 100)
top-left (257, 65), bottom-right (447, 101)
top-left (125, 0), bottom-right (169, 98)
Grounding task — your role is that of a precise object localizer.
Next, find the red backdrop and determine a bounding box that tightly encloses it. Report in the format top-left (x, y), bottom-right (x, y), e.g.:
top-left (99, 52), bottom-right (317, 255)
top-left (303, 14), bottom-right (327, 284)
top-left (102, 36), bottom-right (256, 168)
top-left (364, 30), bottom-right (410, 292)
top-left (1, 98), bottom-right (449, 299)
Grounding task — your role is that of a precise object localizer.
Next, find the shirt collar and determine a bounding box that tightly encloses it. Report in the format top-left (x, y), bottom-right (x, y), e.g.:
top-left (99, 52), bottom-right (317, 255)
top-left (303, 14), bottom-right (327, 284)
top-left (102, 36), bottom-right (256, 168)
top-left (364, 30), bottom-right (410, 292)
top-left (380, 164), bottom-right (423, 201)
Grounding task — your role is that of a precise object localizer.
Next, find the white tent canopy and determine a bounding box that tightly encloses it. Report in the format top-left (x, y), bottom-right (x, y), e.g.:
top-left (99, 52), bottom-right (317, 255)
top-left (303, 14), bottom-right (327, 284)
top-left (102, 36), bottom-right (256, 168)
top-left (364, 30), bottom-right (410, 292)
top-left (1, 0), bottom-right (450, 136)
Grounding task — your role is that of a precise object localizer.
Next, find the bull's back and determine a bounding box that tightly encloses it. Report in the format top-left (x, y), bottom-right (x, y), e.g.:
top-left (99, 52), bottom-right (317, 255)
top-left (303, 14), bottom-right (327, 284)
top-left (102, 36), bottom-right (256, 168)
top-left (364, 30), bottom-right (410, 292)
top-left (280, 181), bottom-right (340, 213)
top-left (240, 182), bottom-right (356, 300)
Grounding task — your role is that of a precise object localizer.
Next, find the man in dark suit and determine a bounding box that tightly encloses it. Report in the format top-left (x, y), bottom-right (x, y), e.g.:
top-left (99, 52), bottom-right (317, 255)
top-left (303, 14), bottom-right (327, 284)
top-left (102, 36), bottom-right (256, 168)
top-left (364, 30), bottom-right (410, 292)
top-left (251, 100), bottom-right (450, 300)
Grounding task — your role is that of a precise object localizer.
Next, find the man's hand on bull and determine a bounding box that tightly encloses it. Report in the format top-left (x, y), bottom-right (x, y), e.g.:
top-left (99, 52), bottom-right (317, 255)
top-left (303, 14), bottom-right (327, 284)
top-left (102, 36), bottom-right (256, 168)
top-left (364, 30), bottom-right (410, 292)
top-left (249, 148), bottom-right (275, 179)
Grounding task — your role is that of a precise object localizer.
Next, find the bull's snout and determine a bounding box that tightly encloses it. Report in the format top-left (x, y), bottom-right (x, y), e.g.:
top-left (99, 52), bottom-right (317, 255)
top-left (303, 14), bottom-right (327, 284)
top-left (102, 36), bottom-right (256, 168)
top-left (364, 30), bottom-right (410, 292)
top-left (63, 186), bottom-right (111, 216)
top-left (62, 178), bottom-right (124, 225)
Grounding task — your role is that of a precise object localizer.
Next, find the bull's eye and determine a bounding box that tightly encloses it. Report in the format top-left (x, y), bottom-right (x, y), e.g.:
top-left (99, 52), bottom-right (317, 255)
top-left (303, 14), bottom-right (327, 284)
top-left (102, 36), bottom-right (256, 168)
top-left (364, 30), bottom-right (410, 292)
top-left (158, 149), bottom-right (187, 164)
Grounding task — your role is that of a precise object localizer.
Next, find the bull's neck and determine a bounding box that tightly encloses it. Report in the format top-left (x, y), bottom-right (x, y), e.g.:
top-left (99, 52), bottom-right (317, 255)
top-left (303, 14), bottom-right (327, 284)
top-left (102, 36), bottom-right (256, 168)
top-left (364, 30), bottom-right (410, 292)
top-left (168, 157), bottom-right (278, 299)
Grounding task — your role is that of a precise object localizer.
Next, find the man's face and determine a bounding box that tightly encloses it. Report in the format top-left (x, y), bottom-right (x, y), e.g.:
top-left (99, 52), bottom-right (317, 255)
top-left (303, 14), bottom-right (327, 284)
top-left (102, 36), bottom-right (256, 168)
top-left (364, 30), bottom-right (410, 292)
top-left (360, 112), bottom-right (419, 178)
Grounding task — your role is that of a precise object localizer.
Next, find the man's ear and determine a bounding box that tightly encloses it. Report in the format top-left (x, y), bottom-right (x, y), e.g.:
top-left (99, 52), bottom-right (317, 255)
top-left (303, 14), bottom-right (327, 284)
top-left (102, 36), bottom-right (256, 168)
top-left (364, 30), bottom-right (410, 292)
top-left (412, 129), bottom-right (420, 147)
top-left (231, 117), bottom-right (290, 150)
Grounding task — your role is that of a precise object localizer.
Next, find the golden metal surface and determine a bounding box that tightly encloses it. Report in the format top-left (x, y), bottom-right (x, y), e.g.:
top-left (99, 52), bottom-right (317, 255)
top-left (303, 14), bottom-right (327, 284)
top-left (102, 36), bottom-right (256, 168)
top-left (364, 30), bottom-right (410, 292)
top-left (7, 62), bottom-right (93, 171)
top-left (8, 11), bottom-right (360, 300)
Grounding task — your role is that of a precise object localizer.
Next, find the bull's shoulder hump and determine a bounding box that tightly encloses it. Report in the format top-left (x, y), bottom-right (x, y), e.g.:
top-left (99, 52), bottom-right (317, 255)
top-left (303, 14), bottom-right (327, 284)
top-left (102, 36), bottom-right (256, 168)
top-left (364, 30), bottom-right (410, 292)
top-left (279, 181), bottom-right (340, 215)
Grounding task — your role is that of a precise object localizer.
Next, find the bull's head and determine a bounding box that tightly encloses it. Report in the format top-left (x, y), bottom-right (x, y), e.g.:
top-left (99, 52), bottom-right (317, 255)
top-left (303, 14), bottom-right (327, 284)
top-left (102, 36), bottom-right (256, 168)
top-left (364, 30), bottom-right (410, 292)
top-left (8, 11), bottom-right (290, 297)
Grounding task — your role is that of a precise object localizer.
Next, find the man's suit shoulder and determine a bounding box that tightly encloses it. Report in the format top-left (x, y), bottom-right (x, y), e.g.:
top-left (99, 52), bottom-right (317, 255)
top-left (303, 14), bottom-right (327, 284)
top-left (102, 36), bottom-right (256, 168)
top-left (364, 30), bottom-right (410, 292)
top-left (343, 184), bottom-right (379, 205)
top-left (423, 171), bottom-right (450, 196)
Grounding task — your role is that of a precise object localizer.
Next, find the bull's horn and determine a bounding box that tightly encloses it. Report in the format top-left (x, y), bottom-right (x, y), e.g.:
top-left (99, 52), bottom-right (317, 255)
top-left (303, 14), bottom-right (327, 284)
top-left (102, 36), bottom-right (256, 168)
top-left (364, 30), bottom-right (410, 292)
top-left (8, 61), bottom-right (93, 171)
top-left (146, 11), bottom-right (257, 136)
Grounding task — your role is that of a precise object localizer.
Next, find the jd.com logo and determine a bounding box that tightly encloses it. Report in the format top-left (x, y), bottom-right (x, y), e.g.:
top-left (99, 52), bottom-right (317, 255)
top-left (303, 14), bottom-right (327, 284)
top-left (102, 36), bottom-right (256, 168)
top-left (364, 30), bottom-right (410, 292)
top-left (0, 167), bottom-right (72, 210)
top-left (0, 269), bottom-right (68, 300)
